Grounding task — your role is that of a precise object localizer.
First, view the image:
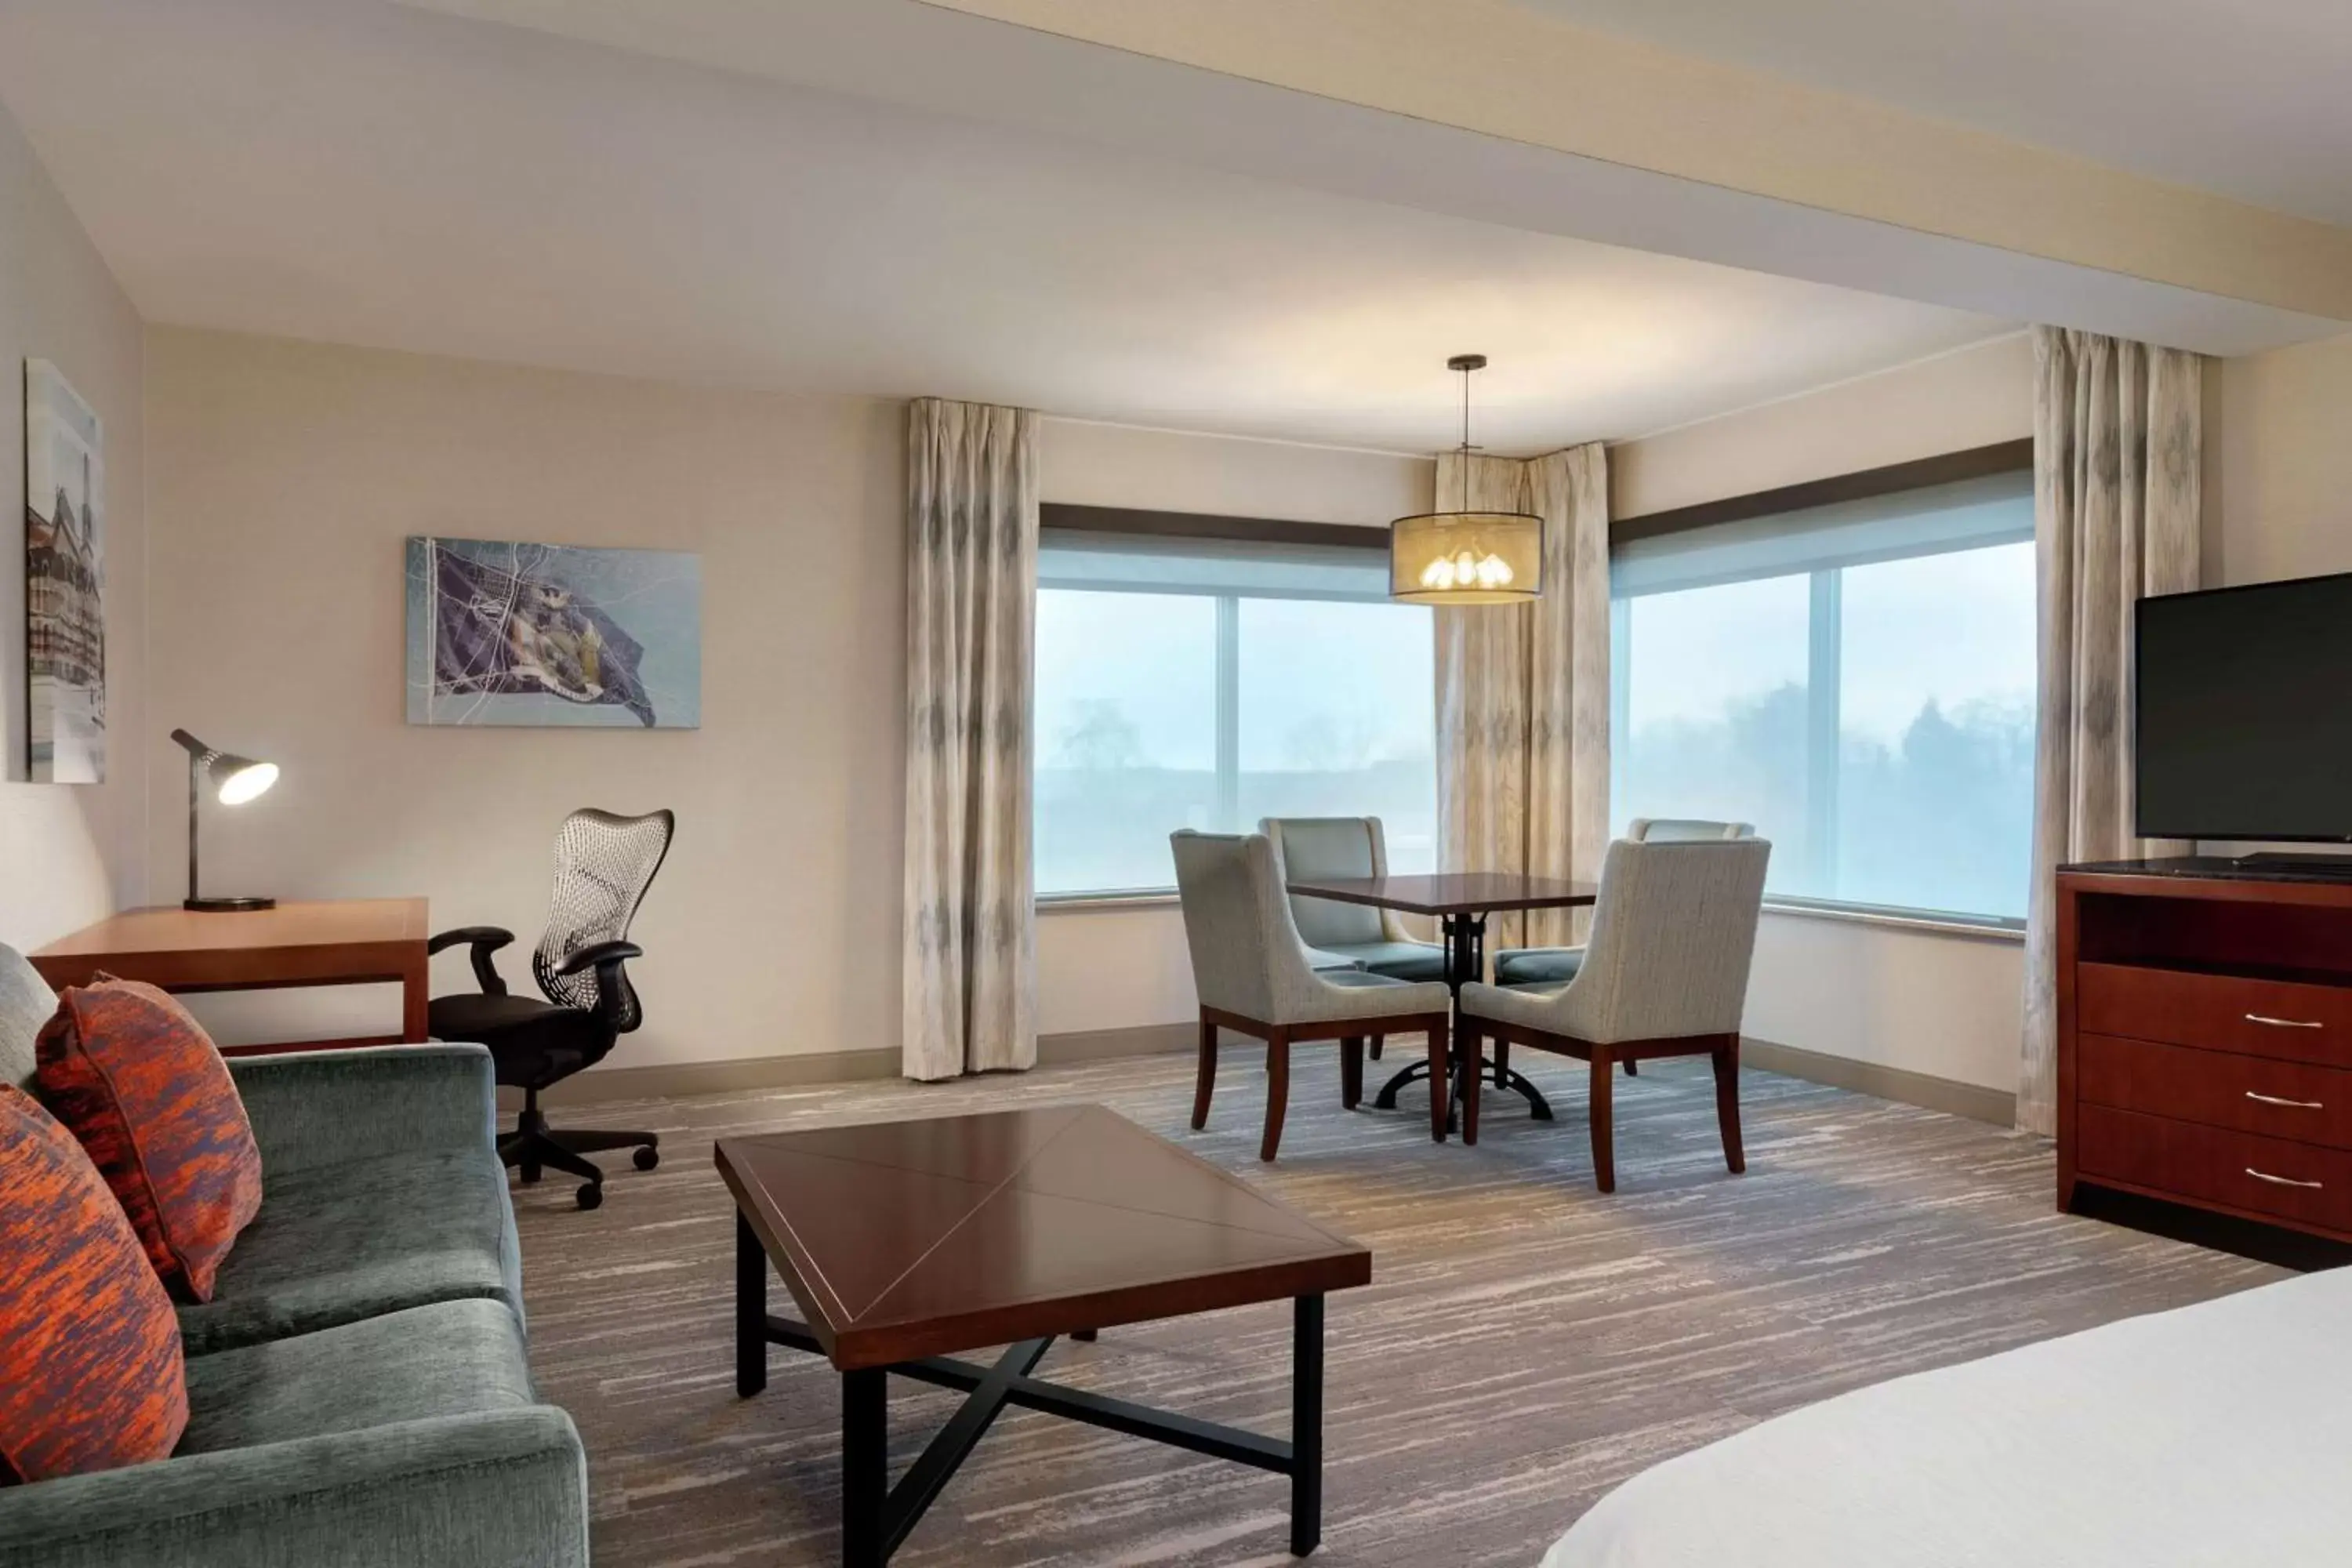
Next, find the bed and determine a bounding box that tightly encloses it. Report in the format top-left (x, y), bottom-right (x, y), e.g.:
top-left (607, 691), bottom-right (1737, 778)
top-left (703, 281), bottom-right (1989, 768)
top-left (1544, 1268), bottom-right (2352, 1567)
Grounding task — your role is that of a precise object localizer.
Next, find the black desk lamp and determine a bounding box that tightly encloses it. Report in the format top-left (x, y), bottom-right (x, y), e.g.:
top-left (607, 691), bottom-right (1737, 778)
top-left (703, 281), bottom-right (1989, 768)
top-left (170, 728), bottom-right (279, 912)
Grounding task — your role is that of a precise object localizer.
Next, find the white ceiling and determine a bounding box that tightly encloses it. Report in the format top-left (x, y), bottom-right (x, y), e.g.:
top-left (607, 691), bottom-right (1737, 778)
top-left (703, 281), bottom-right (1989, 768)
top-left (1513, 0), bottom-right (2352, 227)
top-left (0, 0), bottom-right (2024, 455)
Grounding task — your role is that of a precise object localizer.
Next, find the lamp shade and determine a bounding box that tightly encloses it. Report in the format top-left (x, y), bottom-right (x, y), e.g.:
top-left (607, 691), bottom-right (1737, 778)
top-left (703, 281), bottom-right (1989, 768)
top-left (1388, 510), bottom-right (1543, 605)
top-left (211, 755), bottom-right (278, 805)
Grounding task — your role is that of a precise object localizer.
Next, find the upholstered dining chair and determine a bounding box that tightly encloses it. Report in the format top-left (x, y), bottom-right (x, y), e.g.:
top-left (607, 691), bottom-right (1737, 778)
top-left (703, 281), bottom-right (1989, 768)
top-left (1458, 833), bottom-right (1769, 1191)
top-left (1171, 830), bottom-right (1454, 1160)
top-left (430, 807), bottom-right (674, 1210)
top-left (1261, 815), bottom-right (1447, 1061)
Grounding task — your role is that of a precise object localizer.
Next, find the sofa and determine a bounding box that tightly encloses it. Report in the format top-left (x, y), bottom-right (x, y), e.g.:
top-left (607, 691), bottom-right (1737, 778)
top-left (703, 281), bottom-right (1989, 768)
top-left (0, 945), bottom-right (588, 1568)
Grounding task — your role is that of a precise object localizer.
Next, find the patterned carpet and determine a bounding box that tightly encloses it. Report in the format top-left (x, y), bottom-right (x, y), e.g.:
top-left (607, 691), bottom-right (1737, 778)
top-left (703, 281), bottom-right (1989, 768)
top-left (510, 1048), bottom-right (2283, 1567)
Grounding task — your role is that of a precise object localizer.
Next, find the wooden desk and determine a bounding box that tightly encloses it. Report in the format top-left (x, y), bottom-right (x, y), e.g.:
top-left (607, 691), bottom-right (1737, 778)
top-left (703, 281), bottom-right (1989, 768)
top-left (29, 898), bottom-right (431, 1056)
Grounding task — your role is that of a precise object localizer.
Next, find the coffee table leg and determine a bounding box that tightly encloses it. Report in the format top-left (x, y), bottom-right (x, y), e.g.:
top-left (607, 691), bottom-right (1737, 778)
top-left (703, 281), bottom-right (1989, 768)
top-left (736, 1213), bottom-right (767, 1397)
top-left (1290, 1293), bottom-right (1323, 1557)
top-left (843, 1368), bottom-right (888, 1568)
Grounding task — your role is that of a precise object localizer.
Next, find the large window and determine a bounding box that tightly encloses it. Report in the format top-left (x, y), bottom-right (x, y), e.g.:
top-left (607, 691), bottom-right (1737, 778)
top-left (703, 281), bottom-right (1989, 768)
top-left (1611, 468), bottom-right (2037, 922)
top-left (1036, 528), bottom-right (1436, 897)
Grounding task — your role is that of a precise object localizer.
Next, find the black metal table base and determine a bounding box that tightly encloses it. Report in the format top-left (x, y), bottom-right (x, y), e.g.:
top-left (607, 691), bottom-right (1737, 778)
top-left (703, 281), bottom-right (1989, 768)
top-left (1366, 909), bottom-right (1555, 1128)
top-left (739, 1221), bottom-right (1325, 1566)
top-left (1374, 1055), bottom-right (1555, 1123)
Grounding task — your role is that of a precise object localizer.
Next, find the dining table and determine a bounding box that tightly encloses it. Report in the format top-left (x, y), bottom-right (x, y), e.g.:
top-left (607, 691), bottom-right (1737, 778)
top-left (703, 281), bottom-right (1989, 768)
top-left (1280, 870), bottom-right (1599, 1129)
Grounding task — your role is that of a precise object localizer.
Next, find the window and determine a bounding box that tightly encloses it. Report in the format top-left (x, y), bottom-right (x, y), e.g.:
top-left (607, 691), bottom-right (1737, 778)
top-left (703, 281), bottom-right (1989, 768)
top-left (1611, 468), bottom-right (2037, 922)
top-left (1035, 528), bottom-right (1436, 897)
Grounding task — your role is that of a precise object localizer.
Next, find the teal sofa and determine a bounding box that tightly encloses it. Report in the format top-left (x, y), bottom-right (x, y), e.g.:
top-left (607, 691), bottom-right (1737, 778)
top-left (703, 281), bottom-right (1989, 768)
top-left (0, 946), bottom-right (588, 1568)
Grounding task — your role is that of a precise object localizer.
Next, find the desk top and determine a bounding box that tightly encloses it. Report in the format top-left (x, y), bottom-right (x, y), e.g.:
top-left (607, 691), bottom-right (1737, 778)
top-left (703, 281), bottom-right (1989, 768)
top-left (31, 898), bottom-right (429, 960)
top-left (717, 1104), bottom-right (1370, 1371)
top-left (1286, 872), bottom-right (1598, 917)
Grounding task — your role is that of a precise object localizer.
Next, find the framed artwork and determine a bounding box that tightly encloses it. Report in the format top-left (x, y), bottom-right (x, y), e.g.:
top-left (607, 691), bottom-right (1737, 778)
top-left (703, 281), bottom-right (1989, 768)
top-left (24, 359), bottom-right (106, 782)
top-left (405, 536), bottom-right (701, 728)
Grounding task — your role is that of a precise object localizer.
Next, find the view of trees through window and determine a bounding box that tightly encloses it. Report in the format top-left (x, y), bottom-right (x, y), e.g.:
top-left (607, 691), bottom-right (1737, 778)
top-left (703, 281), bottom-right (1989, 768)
top-left (1035, 588), bottom-right (1435, 895)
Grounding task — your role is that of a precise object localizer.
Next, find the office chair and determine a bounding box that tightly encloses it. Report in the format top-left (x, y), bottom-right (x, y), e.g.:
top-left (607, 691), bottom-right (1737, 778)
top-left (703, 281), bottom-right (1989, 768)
top-left (430, 808), bottom-right (674, 1210)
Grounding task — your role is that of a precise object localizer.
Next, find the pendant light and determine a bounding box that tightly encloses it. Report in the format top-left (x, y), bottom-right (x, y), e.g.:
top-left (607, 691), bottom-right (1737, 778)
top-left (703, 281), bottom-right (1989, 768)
top-left (1388, 354), bottom-right (1543, 604)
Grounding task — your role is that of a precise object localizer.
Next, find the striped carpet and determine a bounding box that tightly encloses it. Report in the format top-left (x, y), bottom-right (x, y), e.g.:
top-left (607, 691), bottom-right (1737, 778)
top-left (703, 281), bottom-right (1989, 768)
top-left (509, 1048), bottom-right (2282, 1567)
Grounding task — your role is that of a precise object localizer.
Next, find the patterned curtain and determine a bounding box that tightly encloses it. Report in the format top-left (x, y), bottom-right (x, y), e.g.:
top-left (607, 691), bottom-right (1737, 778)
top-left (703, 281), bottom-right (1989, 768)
top-left (902, 398), bottom-right (1039, 1081)
top-left (2016, 328), bottom-right (2201, 1134)
top-left (1435, 442), bottom-right (1611, 952)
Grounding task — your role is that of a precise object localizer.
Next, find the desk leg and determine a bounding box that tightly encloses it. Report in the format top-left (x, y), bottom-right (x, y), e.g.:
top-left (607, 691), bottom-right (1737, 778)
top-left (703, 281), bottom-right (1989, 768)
top-left (842, 1368), bottom-right (889, 1568)
top-left (1290, 1293), bottom-right (1324, 1557)
top-left (401, 947), bottom-right (430, 1043)
top-left (737, 1214), bottom-right (768, 1397)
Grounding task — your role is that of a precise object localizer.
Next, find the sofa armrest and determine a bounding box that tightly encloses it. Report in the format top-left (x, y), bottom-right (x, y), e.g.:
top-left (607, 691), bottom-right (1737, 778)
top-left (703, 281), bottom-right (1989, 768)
top-left (229, 1044), bottom-right (497, 1176)
top-left (0, 1408), bottom-right (587, 1568)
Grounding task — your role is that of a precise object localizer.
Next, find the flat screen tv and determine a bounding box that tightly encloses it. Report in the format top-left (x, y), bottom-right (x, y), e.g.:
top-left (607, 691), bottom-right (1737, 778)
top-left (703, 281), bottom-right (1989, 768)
top-left (2137, 572), bottom-right (2352, 842)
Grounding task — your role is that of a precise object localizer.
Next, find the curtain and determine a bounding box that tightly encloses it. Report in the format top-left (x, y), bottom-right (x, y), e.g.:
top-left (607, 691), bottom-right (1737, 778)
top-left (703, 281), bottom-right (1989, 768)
top-left (2016, 327), bottom-right (2201, 1134)
top-left (902, 398), bottom-right (1039, 1081)
top-left (1435, 442), bottom-right (1611, 951)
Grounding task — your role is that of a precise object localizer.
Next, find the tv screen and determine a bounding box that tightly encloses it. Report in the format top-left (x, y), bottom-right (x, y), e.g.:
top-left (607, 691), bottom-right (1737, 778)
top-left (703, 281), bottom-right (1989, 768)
top-left (2137, 572), bottom-right (2352, 842)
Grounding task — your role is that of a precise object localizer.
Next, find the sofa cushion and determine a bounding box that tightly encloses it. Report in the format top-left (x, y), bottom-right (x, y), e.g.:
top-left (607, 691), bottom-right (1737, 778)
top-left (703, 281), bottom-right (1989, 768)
top-left (178, 1298), bottom-right (534, 1457)
top-left (0, 945), bottom-right (57, 1094)
top-left (0, 1085), bottom-right (188, 1483)
top-left (36, 980), bottom-right (263, 1302)
top-left (179, 1146), bottom-right (519, 1357)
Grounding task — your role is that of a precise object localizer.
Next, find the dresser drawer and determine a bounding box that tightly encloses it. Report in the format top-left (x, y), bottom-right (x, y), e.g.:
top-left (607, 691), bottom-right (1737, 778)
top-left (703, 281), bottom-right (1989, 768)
top-left (2076, 963), bottom-right (2352, 1065)
top-left (2076, 1105), bottom-right (2352, 1234)
top-left (2076, 1033), bottom-right (2352, 1149)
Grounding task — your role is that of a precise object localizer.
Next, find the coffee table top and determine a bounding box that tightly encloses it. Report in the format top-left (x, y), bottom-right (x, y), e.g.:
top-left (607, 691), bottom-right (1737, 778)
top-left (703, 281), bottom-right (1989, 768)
top-left (717, 1105), bottom-right (1370, 1370)
top-left (1286, 871), bottom-right (1598, 917)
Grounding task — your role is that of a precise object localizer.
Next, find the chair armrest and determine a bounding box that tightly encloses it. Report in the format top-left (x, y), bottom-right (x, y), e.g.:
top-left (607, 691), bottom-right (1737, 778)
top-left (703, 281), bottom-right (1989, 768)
top-left (228, 1044), bottom-right (495, 1176)
top-left (429, 925), bottom-right (515, 996)
top-left (552, 938), bottom-right (641, 978)
top-left (0, 1408), bottom-right (586, 1568)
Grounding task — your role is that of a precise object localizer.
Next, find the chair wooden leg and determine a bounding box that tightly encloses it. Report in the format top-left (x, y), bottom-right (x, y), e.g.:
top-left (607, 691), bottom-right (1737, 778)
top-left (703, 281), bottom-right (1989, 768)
top-left (1589, 1046), bottom-right (1617, 1193)
top-left (1712, 1035), bottom-right (1745, 1175)
top-left (1461, 1022), bottom-right (1481, 1146)
top-left (1340, 1036), bottom-right (1364, 1110)
top-left (1369, 1034), bottom-right (1384, 1062)
top-left (1192, 1013), bottom-right (1218, 1131)
top-left (1261, 1030), bottom-right (1291, 1163)
top-left (1425, 1022), bottom-right (1451, 1144)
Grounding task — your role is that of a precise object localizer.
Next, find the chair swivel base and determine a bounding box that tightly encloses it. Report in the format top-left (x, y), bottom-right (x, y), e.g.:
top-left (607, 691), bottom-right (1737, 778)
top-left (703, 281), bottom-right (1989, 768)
top-left (499, 1105), bottom-right (659, 1210)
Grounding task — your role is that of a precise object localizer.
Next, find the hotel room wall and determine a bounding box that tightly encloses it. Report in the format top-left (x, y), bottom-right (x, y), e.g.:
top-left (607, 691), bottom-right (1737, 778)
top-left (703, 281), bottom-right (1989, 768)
top-left (0, 100), bottom-right (148, 952)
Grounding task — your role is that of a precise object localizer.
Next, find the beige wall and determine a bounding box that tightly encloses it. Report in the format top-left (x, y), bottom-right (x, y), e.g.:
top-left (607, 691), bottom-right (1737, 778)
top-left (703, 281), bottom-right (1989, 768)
top-left (0, 100), bottom-right (147, 952)
top-left (2209, 332), bottom-right (2352, 586)
top-left (143, 329), bottom-right (904, 1060)
top-left (1610, 334), bottom-right (2035, 1095)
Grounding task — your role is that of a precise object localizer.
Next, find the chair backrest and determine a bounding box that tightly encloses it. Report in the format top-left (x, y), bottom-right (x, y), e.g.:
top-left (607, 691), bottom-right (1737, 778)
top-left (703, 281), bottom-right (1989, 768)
top-left (1557, 836), bottom-right (1771, 1043)
top-left (1258, 816), bottom-right (1389, 949)
top-left (0, 944), bottom-right (57, 1094)
top-left (1628, 818), bottom-right (1755, 842)
top-left (1171, 830), bottom-right (1325, 1024)
top-left (532, 808), bottom-right (675, 1029)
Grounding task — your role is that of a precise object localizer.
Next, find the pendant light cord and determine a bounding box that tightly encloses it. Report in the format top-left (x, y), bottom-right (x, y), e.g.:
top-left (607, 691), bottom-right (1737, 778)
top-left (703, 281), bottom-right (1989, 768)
top-left (1458, 361), bottom-right (1472, 514)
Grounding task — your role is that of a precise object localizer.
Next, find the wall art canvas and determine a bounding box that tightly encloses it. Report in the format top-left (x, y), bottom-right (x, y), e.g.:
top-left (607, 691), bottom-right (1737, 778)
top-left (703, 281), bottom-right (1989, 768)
top-left (405, 536), bottom-right (701, 728)
top-left (24, 359), bottom-right (106, 782)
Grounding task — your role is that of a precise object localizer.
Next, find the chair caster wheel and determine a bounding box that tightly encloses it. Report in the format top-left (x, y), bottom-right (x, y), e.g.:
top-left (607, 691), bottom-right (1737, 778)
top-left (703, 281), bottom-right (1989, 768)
top-left (633, 1145), bottom-right (659, 1171)
top-left (576, 1183), bottom-right (604, 1210)
top-left (520, 1165), bottom-right (543, 1185)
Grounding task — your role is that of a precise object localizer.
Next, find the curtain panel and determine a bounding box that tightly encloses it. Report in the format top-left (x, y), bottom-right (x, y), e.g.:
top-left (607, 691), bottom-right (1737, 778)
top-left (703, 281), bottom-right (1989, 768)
top-left (902, 398), bottom-right (1040, 1082)
top-left (2017, 327), bottom-right (2201, 1134)
top-left (1434, 442), bottom-right (1610, 951)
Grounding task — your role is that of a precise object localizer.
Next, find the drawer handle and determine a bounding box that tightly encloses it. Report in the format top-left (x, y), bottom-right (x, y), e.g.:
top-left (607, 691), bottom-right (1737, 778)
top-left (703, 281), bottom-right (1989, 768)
top-left (2246, 1091), bottom-right (2325, 1110)
top-left (2246, 1013), bottom-right (2325, 1030)
top-left (2246, 1167), bottom-right (2325, 1190)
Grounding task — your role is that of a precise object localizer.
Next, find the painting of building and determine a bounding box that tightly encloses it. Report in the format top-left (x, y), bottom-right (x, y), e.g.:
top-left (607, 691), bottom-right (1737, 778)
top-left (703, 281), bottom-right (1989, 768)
top-left (24, 359), bottom-right (105, 782)
top-left (405, 536), bottom-right (701, 728)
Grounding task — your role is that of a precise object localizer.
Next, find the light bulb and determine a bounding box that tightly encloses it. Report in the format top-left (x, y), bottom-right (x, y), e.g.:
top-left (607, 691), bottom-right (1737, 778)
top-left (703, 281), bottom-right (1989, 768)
top-left (1421, 557), bottom-right (1456, 590)
top-left (1475, 555), bottom-right (1514, 590)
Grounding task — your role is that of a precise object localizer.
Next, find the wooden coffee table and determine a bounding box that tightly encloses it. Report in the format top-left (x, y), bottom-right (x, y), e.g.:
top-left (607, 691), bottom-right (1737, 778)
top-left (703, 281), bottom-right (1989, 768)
top-left (717, 1104), bottom-right (1371, 1566)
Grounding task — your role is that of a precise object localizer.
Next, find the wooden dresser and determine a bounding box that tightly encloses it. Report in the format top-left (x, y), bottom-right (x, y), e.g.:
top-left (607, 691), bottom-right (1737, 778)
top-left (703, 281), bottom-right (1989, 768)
top-left (2060, 861), bottom-right (2352, 1241)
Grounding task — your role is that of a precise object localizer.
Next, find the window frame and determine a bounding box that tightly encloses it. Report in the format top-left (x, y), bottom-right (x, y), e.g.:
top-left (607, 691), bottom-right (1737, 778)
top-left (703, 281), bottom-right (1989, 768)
top-left (1609, 442), bottom-right (2037, 932)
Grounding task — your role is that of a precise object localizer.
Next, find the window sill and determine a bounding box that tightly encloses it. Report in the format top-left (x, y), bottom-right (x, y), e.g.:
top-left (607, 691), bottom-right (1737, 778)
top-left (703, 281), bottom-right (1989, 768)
top-left (1761, 898), bottom-right (2024, 942)
top-left (1037, 889), bottom-right (1180, 915)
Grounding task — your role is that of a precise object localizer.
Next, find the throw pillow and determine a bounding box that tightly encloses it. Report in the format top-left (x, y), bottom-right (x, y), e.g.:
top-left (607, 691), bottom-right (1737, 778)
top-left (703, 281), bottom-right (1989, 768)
top-left (0, 1084), bottom-right (188, 1483)
top-left (36, 979), bottom-right (262, 1302)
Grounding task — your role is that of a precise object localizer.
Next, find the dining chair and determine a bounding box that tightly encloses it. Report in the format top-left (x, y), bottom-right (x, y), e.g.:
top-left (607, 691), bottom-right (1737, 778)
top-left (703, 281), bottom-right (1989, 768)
top-left (1171, 830), bottom-right (1454, 1160)
top-left (1457, 833), bottom-right (1769, 1191)
top-left (1261, 815), bottom-right (1448, 1060)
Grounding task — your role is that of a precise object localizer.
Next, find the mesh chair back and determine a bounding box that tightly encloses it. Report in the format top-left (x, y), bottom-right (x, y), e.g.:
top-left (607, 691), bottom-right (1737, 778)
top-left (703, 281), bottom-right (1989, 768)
top-left (532, 808), bottom-right (675, 1029)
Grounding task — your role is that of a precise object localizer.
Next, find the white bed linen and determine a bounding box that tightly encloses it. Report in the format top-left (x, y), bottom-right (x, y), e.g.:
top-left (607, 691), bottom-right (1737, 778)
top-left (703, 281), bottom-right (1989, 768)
top-left (1544, 1268), bottom-right (2352, 1568)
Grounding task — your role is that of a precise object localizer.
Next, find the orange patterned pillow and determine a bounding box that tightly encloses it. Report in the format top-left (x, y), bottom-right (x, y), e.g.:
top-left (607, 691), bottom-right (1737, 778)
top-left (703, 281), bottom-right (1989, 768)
top-left (0, 1084), bottom-right (188, 1483)
top-left (36, 979), bottom-right (263, 1303)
